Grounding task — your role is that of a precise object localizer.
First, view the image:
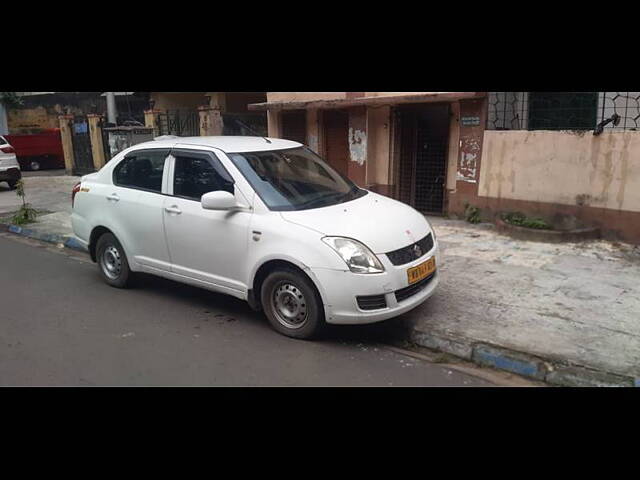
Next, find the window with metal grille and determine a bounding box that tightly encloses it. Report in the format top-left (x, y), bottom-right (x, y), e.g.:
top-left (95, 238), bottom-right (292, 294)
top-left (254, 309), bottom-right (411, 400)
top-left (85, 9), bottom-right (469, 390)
top-left (528, 92), bottom-right (598, 130)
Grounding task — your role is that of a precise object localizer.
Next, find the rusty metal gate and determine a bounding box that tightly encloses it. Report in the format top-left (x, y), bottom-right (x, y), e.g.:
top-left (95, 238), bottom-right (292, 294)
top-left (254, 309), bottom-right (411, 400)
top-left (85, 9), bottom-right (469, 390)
top-left (71, 116), bottom-right (95, 175)
top-left (394, 105), bottom-right (450, 214)
top-left (156, 110), bottom-right (200, 137)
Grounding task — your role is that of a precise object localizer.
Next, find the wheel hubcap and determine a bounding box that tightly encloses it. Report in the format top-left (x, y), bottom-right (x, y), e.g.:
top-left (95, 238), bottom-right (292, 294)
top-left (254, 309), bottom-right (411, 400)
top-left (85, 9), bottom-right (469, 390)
top-left (101, 245), bottom-right (122, 280)
top-left (272, 282), bottom-right (308, 329)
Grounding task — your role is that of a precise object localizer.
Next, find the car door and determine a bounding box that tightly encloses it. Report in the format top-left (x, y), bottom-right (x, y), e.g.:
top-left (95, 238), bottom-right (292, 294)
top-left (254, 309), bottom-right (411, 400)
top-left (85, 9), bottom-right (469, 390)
top-left (109, 148), bottom-right (172, 272)
top-left (162, 148), bottom-right (252, 295)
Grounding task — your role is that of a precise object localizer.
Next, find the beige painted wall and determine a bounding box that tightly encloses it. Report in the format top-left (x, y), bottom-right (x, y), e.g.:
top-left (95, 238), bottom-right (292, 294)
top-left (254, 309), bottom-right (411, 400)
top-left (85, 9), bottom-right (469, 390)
top-left (365, 106), bottom-right (391, 186)
top-left (150, 92), bottom-right (207, 110)
top-left (364, 92), bottom-right (452, 98)
top-left (446, 102), bottom-right (460, 191)
top-left (478, 130), bottom-right (640, 213)
top-left (267, 92), bottom-right (347, 103)
top-left (8, 106), bottom-right (64, 132)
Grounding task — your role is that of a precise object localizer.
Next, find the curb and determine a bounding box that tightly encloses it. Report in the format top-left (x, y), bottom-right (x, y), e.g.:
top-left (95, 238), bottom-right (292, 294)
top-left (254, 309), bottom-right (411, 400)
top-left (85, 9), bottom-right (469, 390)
top-left (495, 217), bottom-right (600, 244)
top-left (409, 328), bottom-right (637, 387)
top-left (1, 222), bottom-right (88, 253)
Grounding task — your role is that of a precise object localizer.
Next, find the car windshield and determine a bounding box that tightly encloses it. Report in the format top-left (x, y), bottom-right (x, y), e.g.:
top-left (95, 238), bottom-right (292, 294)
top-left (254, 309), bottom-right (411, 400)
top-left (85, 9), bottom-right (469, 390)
top-left (228, 147), bottom-right (367, 211)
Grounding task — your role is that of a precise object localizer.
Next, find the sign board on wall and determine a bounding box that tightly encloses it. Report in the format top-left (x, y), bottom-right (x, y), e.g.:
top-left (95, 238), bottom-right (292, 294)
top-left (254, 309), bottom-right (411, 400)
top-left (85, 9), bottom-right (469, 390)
top-left (461, 116), bottom-right (480, 127)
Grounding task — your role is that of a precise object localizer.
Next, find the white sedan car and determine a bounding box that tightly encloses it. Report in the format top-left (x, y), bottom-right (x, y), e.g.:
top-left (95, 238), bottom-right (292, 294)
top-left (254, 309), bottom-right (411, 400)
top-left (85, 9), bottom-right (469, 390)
top-left (71, 136), bottom-right (440, 339)
top-left (0, 135), bottom-right (21, 189)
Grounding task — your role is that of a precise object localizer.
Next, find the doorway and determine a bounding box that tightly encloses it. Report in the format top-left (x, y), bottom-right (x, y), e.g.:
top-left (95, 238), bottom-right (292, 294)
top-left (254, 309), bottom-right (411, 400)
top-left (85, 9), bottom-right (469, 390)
top-left (322, 110), bottom-right (349, 177)
top-left (395, 104), bottom-right (450, 214)
top-left (281, 110), bottom-right (307, 145)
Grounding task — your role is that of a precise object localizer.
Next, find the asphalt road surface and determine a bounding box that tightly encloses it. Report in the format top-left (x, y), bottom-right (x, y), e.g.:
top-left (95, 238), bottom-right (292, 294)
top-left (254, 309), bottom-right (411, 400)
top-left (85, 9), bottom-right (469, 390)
top-left (0, 233), bottom-right (519, 386)
top-left (21, 168), bottom-right (66, 177)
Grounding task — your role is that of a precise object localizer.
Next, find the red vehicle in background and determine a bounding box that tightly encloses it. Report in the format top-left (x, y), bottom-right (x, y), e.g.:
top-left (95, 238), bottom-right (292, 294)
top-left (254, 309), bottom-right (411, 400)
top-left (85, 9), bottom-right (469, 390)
top-left (4, 129), bottom-right (65, 171)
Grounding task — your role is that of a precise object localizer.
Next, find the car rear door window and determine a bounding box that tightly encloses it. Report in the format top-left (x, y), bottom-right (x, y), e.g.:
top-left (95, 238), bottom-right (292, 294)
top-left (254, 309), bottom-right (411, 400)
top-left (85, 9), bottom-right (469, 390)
top-left (113, 150), bottom-right (168, 192)
top-left (173, 154), bottom-right (234, 201)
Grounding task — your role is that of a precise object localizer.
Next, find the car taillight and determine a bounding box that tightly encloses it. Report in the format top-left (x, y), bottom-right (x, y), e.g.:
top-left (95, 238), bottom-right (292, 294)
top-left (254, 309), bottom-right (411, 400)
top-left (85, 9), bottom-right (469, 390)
top-left (0, 146), bottom-right (15, 154)
top-left (72, 182), bottom-right (81, 208)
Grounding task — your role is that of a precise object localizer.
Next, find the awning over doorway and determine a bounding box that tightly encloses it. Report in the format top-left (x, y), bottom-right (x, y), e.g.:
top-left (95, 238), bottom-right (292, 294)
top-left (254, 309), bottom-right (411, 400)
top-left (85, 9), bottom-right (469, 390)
top-left (248, 92), bottom-right (485, 111)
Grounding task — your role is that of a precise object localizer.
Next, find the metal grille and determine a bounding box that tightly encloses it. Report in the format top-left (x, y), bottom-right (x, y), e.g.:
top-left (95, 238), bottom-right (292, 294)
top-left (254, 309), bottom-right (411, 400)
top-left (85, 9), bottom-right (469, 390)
top-left (415, 127), bottom-right (447, 214)
top-left (222, 113), bottom-right (267, 136)
top-left (395, 272), bottom-right (436, 303)
top-left (156, 110), bottom-right (200, 137)
top-left (385, 233), bottom-right (434, 266)
top-left (395, 107), bottom-right (449, 214)
top-left (70, 116), bottom-right (94, 175)
top-left (356, 294), bottom-right (387, 311)
top-left (488, 92), bottom-right (640, 131)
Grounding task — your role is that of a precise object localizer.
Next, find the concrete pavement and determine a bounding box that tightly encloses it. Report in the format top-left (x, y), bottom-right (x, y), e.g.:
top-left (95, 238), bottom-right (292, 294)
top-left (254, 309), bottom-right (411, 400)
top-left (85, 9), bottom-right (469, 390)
top-left (397, 218), bottom-right (640, 386)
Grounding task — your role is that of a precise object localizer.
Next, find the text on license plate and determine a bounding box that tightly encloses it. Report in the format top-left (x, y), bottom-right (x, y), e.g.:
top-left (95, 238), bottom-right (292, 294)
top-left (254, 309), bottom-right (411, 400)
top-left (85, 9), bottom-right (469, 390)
top-left (407, 257), bottom-right (436, 284)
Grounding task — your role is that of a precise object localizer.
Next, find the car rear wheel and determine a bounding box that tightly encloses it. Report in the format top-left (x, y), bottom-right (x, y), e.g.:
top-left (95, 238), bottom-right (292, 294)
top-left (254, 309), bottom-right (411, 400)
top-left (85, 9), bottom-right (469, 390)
top-left (30, 160), bottom-right (41, 171)
top-left (7, 180), bottom-right (17, 189)
top-left (261, 269), bottom-right (325, 339)
top-left (96, 233), bottom-right (132, 288)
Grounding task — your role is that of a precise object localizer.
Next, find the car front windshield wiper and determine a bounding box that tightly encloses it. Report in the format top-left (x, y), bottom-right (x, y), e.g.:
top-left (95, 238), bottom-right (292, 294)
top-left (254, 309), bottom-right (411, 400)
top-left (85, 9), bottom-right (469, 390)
top-left (296, 191), bottom-right (346, 210)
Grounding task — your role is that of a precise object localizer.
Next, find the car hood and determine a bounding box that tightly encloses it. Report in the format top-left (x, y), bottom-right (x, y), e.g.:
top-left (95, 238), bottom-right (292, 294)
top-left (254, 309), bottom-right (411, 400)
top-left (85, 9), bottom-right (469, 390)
top-left (279, 191), bottom-right (431, 253)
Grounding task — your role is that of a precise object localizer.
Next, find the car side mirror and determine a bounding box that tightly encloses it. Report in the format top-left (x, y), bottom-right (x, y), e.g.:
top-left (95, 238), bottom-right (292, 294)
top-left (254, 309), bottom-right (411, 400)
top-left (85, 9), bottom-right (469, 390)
top-left (201, 190), bottom-right (238, 210)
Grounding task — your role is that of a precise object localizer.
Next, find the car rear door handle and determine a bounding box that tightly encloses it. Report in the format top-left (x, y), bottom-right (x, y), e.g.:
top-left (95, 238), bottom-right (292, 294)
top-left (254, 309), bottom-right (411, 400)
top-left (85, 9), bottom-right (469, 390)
top-left (106, 193), bottom-right (120, 202)
top-left (165, 206), bottom-right (182, 215)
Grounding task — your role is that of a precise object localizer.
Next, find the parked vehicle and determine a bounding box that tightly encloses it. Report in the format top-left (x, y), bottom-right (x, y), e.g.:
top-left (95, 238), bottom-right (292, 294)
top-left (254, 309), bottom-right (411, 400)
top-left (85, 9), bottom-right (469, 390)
top-left (0, 135), bottom-right (21, 189)
top-left (71, 137), bottom-right (440, 339)
top-left (5, 129), bottom-right (65, 171)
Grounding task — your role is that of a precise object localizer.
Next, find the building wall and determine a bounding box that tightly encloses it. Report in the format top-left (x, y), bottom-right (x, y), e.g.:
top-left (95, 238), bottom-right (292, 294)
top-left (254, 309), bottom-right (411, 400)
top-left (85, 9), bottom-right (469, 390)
top-left (364, 92), bottom-right (452, 98)
top-left (365, 106), bottom-right (391, 194)
top-left (474, 130), bottom-right (640, 241)
top-left (479, 130), bottom-right (640, 212)
top-left (8, 106), bottom-right (60, 131)
top-left (150, 92), bottom-right (207, 111)
top-left (267, 92), bottom-right (347, 103)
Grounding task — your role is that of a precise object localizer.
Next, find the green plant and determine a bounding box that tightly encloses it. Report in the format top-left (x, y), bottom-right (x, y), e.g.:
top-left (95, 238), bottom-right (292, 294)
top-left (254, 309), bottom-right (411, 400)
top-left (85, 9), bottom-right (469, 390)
top-left (501, 211), bottom-right (552, 230)
top-left (464, 203), bottom-right (481, 224)
top-left (0, 92), bottom-right (23, 108)
top-left (11, 180), bottom-right (38, 225)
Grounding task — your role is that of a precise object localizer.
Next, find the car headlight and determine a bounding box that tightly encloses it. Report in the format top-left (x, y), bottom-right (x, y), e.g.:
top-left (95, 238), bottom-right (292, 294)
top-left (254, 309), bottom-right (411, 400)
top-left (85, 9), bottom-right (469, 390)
top-left (322, 237), bottom-right (385, 274)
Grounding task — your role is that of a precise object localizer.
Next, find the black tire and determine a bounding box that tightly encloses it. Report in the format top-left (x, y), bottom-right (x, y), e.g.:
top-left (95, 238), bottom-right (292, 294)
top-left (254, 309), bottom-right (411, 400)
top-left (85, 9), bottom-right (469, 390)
top-left (96, 232), bottom-right (132, 288)
top-left (260, 268), bottom-right (325, 339)
top-left (7, 180), bottom-right (17, 189)
top-left (30, 160), bottom-right (41, 171)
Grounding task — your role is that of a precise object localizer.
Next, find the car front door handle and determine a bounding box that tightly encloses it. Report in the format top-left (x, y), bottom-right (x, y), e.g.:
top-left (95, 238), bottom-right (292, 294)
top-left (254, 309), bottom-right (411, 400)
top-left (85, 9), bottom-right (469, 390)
top-left (165, 206), bottom-right (182, 215)
top-left (106, 193), bottom-right (120, 202)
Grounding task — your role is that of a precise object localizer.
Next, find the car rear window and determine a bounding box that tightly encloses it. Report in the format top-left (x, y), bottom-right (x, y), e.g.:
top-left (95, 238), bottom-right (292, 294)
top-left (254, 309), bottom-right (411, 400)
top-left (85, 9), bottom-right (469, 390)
top-left (113, 150), bottom-right (168, 193)
top-left (0, 136), bottom-right (6, 145)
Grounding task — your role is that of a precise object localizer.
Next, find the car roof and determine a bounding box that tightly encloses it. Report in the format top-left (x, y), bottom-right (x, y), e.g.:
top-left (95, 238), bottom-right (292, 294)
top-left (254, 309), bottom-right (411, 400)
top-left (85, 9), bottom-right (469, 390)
top-left (135, 136), bottom-right (303, 153)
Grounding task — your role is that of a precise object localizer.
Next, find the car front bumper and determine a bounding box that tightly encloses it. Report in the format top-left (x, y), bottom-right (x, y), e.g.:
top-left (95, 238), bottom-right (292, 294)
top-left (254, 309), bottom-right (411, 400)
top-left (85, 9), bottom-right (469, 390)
top-left (311, 242), bottom-right (441, 325)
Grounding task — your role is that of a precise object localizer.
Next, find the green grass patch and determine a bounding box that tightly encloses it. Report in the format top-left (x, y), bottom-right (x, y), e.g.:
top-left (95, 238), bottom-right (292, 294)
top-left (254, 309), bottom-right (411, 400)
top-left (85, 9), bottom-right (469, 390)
top-left (501, 211), bottom-right (553, 230)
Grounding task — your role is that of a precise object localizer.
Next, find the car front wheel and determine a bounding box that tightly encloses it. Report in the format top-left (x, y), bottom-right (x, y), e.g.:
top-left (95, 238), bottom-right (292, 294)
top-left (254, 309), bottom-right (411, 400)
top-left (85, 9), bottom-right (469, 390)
top-left (96, 232), bottom-right (132, 288)
top-left (261, 269), bottom-right (325, 339)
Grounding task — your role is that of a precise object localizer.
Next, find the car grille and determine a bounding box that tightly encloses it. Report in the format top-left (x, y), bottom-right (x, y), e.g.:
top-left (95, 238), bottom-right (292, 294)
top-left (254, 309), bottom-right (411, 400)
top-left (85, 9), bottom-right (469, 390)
top-left (394, 272), bottom-right (436, 303)
top-left (385, 233), bottom-right (434, 266)
top-left (356, 294), bottom-right (388, 311)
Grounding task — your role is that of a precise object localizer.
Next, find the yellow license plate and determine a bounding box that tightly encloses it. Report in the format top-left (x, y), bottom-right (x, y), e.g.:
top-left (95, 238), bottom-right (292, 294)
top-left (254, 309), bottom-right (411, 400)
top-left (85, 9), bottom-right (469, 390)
top-left (407, 257), bottom-right (436, 284)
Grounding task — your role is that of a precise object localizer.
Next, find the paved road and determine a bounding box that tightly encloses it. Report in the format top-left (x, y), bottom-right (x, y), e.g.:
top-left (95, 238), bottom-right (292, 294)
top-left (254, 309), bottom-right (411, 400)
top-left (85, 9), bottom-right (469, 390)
top-left (0, 234), bottom-right (506, 386)
top-left (21, 169), bottom-right (66, 177)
